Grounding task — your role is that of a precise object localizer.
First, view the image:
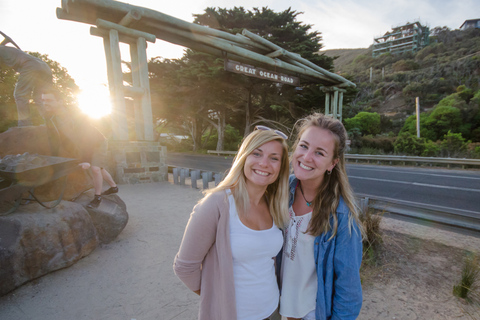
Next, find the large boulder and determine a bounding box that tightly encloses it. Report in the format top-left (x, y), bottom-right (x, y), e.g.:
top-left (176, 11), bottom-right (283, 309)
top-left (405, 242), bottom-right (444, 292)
top-left (0, 201), bottom-right (99, 296)
top-left (75, 190), bottom-right (128, 244)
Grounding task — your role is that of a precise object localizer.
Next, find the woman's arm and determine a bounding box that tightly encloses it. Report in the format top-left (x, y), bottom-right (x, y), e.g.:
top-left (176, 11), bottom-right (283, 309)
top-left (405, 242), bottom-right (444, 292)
top-left (331, 216), bottom-right (363, 320)
top-left (173, 194), bottom-right (222, 293)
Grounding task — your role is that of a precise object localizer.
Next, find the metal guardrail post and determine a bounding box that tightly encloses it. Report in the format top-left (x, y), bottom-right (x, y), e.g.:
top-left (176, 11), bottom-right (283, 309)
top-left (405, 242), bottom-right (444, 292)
top-left (180, 169), bottom-right (186, 185)
top-left (202, 172), bottom-right (209, 189)
top-left (360, 197), bottom-right (369, 214)
top-left (214, 173), bottom-right (221, 186)
top-left (173, 168), bottom-right (179, 185)
top-left (191, 171), bottom-right (197, 189)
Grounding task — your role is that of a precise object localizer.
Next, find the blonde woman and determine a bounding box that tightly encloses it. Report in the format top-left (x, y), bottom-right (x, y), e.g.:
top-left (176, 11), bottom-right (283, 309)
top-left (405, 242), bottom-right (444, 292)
top-left (279, 113), bottom-right (364, 320)
top-left (174, 126), bottom-right (290, 320)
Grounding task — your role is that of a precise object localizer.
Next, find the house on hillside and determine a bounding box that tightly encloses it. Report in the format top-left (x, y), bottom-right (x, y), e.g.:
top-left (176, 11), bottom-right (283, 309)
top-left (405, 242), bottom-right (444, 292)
top-left (460, 19), bottom-right (480, 30)
top-left (372, 21), bottom-right (429, 57)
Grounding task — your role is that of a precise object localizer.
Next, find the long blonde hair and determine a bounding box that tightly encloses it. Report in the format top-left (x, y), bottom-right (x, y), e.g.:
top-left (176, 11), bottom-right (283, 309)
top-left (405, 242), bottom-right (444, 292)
top-left (292, 113), bottom-right (364, 238)
top-left (206, 129), bottom-right (290, 228)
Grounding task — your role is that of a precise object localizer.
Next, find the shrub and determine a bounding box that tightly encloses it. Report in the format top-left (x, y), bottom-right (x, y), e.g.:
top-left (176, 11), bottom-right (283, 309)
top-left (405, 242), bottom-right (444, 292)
top-left (426, 105), bottom-right (462, 141)
top-left (457, 85), bottom-right (474, 102)
top-left (394, 132), bottom-right (426, 156)
top-left (360, 135), bottom-right (395, 153)
top-left (440, 131), bottom-right (469, 157)
top-left (359, 207), bottom-right (383, 265)
top-left (392, 59), bottom-right (419, 72)
top-left (422, 140), bottom-right (441, 157)
top-left (344, 112), bottom-right (381, 136)
top-left (400, 114), bottom-right (436, 141)
top-left (453, 253), bottom-right (479, 301)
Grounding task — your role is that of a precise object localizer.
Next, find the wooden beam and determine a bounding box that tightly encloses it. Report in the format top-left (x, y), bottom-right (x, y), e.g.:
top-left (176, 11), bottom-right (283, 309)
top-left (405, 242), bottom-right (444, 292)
top-left (96, 18), bottom-right (156, 43)
top-left (119, 10), bottom-right (141, 27)
top-left (91, 26), bottom-right (137, 44)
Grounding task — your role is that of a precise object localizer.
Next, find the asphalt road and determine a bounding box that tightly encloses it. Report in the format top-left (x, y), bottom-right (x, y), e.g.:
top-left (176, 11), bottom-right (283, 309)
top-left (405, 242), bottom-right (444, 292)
top-left (167, 152), bottom-right (480, 217)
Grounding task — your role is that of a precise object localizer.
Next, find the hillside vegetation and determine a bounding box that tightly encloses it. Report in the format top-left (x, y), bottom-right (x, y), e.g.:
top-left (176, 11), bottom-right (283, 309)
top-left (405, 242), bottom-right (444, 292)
top-left (320, 47), bottom-right (371, 71)
top-left (328, 27), bottom-right (480, 158)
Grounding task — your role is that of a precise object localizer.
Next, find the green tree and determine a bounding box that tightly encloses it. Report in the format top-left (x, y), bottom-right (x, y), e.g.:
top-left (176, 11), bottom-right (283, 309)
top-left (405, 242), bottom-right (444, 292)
top-left (344, 111), bottom-right (381, 136)
top-left (193, 7), bottom-right (333, 136)
top-left (149, 7), bottom-right (332, 150)
top-left (149, 52), bottom-right (237, 151)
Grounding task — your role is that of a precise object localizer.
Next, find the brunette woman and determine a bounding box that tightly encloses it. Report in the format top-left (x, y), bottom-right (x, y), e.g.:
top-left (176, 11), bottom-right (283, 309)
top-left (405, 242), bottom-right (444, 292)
top-left (280, 113), bottom-right (364, 320)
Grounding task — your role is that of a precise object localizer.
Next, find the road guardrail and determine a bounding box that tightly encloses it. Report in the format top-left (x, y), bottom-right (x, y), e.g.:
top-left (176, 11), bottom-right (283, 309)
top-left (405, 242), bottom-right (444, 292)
top-left (357, 194), bottom-right (480, 235)
top-left (207, 150), bottom-right (480, 168)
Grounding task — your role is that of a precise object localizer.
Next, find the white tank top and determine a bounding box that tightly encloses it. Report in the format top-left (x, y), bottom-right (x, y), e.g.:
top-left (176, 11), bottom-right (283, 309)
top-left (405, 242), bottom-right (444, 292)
top-left (280, 206), bottom-right (317, 318)
top-left (228, 191), bottom-right (283, 320)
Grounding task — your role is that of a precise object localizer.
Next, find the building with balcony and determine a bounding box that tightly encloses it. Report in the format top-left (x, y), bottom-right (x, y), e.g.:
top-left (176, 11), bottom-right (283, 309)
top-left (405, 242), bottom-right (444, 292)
top-left (372, 21), bottom-right (429, 57)
top-left (460, 19), bottom-right (480, 30)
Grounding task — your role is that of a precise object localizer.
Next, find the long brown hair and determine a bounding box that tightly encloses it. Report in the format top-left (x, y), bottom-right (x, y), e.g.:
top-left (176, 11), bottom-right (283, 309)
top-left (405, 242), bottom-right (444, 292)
top-left (292, 113), bottom-right (364, 238)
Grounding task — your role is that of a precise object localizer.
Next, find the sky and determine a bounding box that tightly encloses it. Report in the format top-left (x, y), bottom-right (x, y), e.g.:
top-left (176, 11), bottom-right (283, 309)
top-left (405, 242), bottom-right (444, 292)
top-left (1, 0), bottom-right (479, 116)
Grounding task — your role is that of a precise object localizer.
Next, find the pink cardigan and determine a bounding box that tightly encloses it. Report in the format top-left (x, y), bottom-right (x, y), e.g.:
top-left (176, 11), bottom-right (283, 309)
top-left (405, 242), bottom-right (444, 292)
top-left (173, 191), bottom-right (237, 320)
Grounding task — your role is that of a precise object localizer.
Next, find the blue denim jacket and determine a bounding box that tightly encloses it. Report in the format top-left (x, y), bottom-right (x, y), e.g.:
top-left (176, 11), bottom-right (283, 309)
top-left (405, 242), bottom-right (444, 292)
top-left (286, 175), bottom-right (363, 320)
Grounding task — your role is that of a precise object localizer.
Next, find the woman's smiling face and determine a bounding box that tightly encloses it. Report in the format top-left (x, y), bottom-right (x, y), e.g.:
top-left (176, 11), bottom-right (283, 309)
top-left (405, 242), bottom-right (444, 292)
top-left (243, 140), bottom-right (284, 188)
top-left (292, 126), bottom-right (338, 187)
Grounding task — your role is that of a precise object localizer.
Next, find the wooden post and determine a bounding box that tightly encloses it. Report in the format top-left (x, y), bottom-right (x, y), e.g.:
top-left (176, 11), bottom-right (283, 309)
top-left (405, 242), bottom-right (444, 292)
top-left (370, 67), bottom-right (373, 83)
top-left (136, 37), bottom-right (154, 141)
top-left (129, 43), bottom-right (145, 140)
top-left (102, 35), bottom-right (115, 102)
top-left (338, 91), bottom-right (344, 122)
top-left (109, 29), bottom-right (129, 140)
top-left (325, 92), bottom-right (330, 116)
top-left (332, 90), bottom-right (339, 120)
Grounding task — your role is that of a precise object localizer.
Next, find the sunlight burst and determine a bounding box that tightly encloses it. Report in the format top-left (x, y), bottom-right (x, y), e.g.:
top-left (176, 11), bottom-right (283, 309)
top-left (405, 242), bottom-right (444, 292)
top-left (77, 85), bottom-right (112, 119)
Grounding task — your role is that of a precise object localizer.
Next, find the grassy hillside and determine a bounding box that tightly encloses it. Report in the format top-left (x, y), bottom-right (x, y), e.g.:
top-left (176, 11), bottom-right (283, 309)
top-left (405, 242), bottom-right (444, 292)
top-left (319, 47), bottom-right (371, 72)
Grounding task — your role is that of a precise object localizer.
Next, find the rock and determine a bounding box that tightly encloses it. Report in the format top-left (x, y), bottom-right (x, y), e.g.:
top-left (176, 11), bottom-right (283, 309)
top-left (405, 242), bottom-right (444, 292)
top-left (75, 190), bottom-right (128, 244)
top-left (0, 201), bottom-right (99, 296)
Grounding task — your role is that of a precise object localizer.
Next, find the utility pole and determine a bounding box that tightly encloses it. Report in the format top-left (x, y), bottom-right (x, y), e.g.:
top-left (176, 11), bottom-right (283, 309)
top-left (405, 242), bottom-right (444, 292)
top-left (416, 97), bottom-right (420, 138)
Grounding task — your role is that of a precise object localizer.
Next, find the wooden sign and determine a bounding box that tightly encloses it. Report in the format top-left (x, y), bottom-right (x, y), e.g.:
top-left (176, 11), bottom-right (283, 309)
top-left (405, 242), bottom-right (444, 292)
top-left (224, 60), bottom-right (300, 86)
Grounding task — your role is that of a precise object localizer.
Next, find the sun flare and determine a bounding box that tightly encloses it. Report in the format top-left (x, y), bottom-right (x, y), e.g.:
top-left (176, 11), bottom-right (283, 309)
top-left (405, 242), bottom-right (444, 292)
top-left (77, 85), bottom-right (112, 119)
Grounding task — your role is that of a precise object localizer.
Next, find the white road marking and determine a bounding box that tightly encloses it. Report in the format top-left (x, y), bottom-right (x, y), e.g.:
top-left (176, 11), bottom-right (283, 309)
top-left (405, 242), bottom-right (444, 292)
top-left (350, 166), bottom-right (480, 180)
top-left (349, 175), bottom-right (480, 193)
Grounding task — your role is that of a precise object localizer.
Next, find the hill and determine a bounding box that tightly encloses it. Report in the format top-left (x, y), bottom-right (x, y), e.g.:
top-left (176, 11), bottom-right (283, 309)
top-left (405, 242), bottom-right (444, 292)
top-left (334, 27), bottom-right (480, 121)
top-left (322, 27), bottom-right (480, 157)
top-left (319, 47), bottom-right (370, 72)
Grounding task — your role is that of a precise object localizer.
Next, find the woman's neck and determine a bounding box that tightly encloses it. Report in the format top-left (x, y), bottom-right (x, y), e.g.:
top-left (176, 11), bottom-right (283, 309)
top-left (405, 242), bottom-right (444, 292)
top-left (299, 179), bottom-right (321, 199)
top-left (245, 182), bottom-right (267, 206)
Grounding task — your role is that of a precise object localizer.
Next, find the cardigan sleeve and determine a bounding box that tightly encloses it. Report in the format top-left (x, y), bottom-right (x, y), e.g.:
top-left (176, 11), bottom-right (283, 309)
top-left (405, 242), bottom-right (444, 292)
top-left (173, 192), bottom-right (224, 292)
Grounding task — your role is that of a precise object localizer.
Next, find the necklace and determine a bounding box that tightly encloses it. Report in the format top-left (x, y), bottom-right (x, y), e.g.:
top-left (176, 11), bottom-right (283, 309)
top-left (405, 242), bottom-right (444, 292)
top-left (298, 183), bottom-right (313, 207)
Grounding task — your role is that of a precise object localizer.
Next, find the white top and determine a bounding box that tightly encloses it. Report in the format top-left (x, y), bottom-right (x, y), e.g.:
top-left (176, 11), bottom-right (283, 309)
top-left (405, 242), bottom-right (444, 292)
top-left (228, 191), bottom-right (283, 320)
top-left (280, 206), bottom-right (317, 318)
